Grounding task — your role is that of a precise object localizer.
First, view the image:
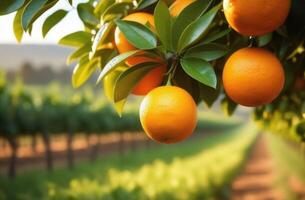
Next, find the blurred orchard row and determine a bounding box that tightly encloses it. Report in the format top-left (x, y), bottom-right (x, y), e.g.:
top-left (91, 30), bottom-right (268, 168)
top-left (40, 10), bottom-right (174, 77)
top-left (0, 73), bottom-right (143, 178)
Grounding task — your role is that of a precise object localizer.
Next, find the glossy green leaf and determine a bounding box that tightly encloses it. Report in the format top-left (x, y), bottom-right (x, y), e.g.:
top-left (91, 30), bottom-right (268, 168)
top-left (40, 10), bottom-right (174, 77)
top-left (102, 2), bottom-right (133, 22)
top-left (13, 8), bottom-right (24, 43)
top-left (28, 0), bottom-right (59, 31)
top-left (184, 43), bottom-right (228, 61)
top-left (103, 66), bottom-right (128, 117)
top-left (154, 0), bottom-right (172, 51)
top-left (116, 19), bottom-right (157, 50)
top-left (97, 50), bottom-right (140, 83)
top-left (42, 9), bottom-right (67, 38)
top-left (114, 62), bottom-right (160, 102)
top-left (172, 0), bottom-right (212, 50)
top-left (91, 22), bottom-right (114, 58)
top-left (180, 57), bottom-right (217, 88)
top-left (178, 3), bottom-right (221, 52)
top-left (203, 29), bottom-right (231, 44)
top-left (258, 33), bottom-right (273, 47)
top-left (77, 3), bottom-right (99, 26)
top-left (58, 31), bottom-right (92, 47)
top-left (22, 0), bottom-right (48, 30)
top-left (0, 0), bottom-right (26, 15)
top-left (72, 57), bottom-right (98, 88)
top-left (137, 0), bottom-right (158, 10)
top-left (97, 49), bottom-right (117, 69)
top-left (67, 45), bottom-right (91, 65)
top-left (94, 0), bottom-right (115, 16)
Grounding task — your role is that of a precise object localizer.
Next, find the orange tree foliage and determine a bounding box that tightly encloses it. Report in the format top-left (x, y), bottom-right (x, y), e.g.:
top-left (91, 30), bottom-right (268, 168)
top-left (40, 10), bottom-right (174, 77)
top-left (0, 0), bottom-right (305, 142)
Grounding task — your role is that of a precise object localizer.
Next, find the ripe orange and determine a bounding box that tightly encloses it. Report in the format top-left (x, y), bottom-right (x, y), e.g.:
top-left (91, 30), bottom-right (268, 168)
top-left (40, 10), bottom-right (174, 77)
top-left (223, 48), bottom-right (285, 107)
top-left (169, 0), bottom-right (195, 17)
top-left (114, 12), bottom-right (167, 96)
top-left (140, 86), bottom-right (197, 144)
top-left (223, 0), bottom-right (291, 36)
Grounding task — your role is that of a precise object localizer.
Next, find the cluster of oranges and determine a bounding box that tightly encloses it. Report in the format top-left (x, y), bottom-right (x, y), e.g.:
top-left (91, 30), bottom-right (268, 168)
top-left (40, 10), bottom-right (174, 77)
top-left (110, 0), bottom-right (291, 144)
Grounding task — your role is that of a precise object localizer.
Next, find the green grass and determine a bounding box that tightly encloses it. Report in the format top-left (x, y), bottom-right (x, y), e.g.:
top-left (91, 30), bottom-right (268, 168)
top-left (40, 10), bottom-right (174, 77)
top-left (0, 123), bottom-right (258, 200)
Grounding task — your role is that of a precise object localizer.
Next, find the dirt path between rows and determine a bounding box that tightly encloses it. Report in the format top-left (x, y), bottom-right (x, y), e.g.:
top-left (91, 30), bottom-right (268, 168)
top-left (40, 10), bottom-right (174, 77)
top-left (230, 136), bottom-right (305, 200)
top-left (231, 136), bottom-right (283, 200)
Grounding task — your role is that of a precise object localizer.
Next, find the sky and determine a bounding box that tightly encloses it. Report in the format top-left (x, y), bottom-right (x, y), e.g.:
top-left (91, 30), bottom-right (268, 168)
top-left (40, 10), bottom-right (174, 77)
top-left (0, 0), bottom-right (88, 44)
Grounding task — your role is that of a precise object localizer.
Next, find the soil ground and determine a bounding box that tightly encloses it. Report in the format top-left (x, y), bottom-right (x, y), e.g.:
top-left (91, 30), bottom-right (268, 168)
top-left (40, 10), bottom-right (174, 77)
top-left (231, 136), bottom-right (305, 200)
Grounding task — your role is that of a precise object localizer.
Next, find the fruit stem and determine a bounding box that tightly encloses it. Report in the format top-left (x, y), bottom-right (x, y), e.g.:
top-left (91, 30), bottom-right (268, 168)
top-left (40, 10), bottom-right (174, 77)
top-left (249, 36), bottom-right (258, 47)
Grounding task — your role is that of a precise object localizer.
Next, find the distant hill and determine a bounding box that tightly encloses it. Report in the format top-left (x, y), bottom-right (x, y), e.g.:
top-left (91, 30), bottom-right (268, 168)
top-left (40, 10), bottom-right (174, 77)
top-left (0, 44), bottom-right (74, 70)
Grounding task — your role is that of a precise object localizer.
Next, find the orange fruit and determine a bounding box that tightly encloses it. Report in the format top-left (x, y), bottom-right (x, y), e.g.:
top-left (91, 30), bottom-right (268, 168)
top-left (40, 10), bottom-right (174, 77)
top-left (114, 12), bottom-right (167, 96)
top-left (169, 0), bottom-right (195, 17)
top-left (223, 48), bottom-right (285, 107)
top-left (223, 0), bottom-right (291, 36)
top-left (140, 86), bottom-right (197, 144)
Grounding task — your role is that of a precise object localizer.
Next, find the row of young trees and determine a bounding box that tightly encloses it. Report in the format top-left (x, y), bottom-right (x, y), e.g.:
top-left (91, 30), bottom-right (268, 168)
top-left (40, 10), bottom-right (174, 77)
top-left (0, 75), bottom-right (142, 178)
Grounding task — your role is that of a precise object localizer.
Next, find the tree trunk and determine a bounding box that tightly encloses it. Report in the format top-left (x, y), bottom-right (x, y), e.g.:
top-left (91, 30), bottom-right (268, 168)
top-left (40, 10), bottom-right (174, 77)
top-left (67, 130), bottom-right (74, 169)
top-left (8, 137), bottom-right (18, 179)
top-left (90, 134), bottom-right (100, 162)
top-left (42, 131), bottom-right (53, 171)
top-left (31, 134), bottom-right (37, 153)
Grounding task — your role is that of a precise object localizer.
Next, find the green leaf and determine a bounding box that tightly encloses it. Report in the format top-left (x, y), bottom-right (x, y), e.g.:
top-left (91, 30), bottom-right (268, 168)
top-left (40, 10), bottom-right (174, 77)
top-left (258, 33), bottom-right (273, 47)
top-left (137, 0), bottom-right (158, 10)
top-left (184, 43), bottom-right (228, 61)
top-left (114, 62), bottom-right (159, 102)
top-left (178, 3), bottom-right (221, 52)
top-left (94, 49), bottom-right (117, 68)
top-left (68, 0), bottom-right (72, 5)
top-left (0, 0), bottom-right (26, 15)
top-left (154, 0), bottom-right (172, 51)
top-left (199, 82), bottom-right (220, 108)
top-left (115, 19), bottom-right (157, 50)
top-left (96, 50), bottom-right (140, 83)
top-left (102, 2), bottom-right (133, 22)
top-left (94, 0), bottom-right (115, 16)
top-left (13, 8), bottom-right (24, 43)
top-left (203, 29), bottom-right (231, 44)
top-left (180, 57), bottom-right (217, 88)
top-left (172, 0), bottom-right (212, 50)
top-left (22, 0), bottom-right (48, 30)
top-left (28, 0), bottom-right (59, 31)
top-left (103, 66), bottom-right (128, 117)
top-left (77, 3), bottom-right (99, 26)
top-left (67, 45), bottom-right (91, 65)
top-left (58, 31), bottom-right (92, 47)
top-left (72, 57), bottom-right (98, 88)
top-left (42, 9), bottom-right (67, 38)
top-left (221, 96), bottom-right (237, 116)
top-left (91, 22), bottom-right (114, 58)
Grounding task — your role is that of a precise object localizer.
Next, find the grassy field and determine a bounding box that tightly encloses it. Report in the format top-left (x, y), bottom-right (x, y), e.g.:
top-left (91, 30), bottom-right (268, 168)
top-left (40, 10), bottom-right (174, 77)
top-left (0, 123), bottom-right (258, 200)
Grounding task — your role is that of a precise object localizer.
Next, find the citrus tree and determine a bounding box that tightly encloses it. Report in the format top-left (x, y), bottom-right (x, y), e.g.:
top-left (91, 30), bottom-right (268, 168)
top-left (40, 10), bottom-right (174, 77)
top-left (1, 0), bottom-right (305, 143)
